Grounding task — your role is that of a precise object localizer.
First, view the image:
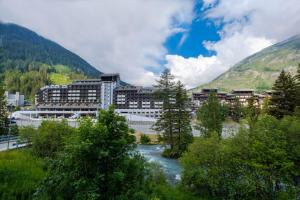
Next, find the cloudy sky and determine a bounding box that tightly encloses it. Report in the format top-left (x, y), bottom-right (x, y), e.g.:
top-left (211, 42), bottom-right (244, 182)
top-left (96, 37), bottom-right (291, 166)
top-left (1, 0), bottom-right (300, 88)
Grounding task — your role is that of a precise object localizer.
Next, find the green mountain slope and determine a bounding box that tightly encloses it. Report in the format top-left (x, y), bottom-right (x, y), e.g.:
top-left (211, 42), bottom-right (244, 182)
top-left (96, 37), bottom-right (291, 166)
top-left (0, 23), bottom-right (104, 99)
top-left (192, 34), bottom-right (300, 92)
top-left (0, 23), bottom-right (101, 77)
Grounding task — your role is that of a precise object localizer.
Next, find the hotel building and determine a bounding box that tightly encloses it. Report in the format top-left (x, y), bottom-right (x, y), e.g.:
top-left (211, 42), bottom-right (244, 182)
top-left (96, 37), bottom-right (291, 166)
top-left (36, 74), bottom-right (120, 117)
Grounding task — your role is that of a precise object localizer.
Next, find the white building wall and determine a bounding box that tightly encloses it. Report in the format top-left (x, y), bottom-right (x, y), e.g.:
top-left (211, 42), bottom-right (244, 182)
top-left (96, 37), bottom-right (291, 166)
top-left (5, 91), bottom-right (25, 106)
top-left (101, 81), bottom-right (117, 110)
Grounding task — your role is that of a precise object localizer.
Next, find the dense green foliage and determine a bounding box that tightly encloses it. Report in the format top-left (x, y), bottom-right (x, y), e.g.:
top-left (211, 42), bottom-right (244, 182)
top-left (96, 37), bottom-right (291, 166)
top-left (154, 69), bottom-right (176, 150)
top-left (244, 96), bottom-right (260, 129)
top-left (296, 64), bottom-right (300, 107)
top-left (154, 69), bottom-right (193, 158)
top-left (269, 70), bottom-right (298, 118)
top-left (0, 23), bottom-right (101, 77)
top-left (0, 86), bottom-right (8, 135)
top-left (4, 68), bottom-right (50, 99)
top-left (230, 97), bottom-right (243, 122)
top-left (0, 150), bottom-right (46, 200)
top-left (19, 120), bottom-right (75, 158)
top-left (0, 23), bottom-right (100, 99)
top-left (196, 93), bottom-right (228, 138)
top-left (140, 134), bottom-right (151, 144)
top-left (3, 64), bottom-right (87, 100)
top-left (181, 115), bottom-right (300, 200)
top-left (172, 81), bottom-right (193, 157)
top-left (35, 107), bottom-right (155, 199)
top-left (192, 34), bottom-right (300, 92)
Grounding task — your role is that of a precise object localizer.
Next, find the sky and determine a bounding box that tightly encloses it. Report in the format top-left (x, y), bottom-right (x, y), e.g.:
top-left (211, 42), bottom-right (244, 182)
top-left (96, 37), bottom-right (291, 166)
top-left (0, 0), bottom-right (300, 88)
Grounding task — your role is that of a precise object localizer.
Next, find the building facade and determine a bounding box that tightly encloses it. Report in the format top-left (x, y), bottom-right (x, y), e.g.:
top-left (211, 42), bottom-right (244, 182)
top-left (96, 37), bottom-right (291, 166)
top-left (192, 88), bottom-right (266, 110)
top-left (113, 85), bottom-right (162, 118)
top-left (5, 91), bottom-right (25, 107)
top-left (36, 72), bottom-right (269, 119)
top-left (36, 74), bottom-right (120, 117)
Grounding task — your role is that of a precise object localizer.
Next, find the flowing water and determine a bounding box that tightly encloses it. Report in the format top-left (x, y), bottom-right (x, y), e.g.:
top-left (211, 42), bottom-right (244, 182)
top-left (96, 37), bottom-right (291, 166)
top-left (136, 145), bottom-right (182, 184)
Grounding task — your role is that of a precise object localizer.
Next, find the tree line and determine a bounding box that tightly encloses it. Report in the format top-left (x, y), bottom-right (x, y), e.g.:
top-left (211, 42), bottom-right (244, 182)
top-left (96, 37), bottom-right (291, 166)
top-left (180, 65), bottom-right (300, 199)
top-left (2, 63), bottom-right (87, 100)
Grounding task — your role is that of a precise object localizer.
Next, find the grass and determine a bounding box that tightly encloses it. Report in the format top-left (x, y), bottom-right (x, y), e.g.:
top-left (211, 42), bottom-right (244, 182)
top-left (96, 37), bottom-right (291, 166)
top-left (50, 73), bottom-right (72, 85)
top-left (0, 149), bottom-right (46, 200)
top-left (54, 64), bottom-right (71, 74)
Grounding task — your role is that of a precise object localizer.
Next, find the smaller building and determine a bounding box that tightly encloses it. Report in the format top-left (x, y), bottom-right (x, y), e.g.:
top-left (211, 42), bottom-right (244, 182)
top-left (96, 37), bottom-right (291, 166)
top-left (5, 91), bottom-right (25, 107)
top-left (231, 89), bottom-right (255, 106)
top-left (192, 88), bottom-right (227, 109)
top-left (113, 85), bottom-right (162, 118)
top-left (192, 88), bottom-right (268, 110)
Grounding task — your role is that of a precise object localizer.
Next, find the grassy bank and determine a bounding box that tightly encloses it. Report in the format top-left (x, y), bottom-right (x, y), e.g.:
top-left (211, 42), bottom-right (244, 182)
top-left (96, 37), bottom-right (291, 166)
top-left (0, 149), bottom-right (46, 200)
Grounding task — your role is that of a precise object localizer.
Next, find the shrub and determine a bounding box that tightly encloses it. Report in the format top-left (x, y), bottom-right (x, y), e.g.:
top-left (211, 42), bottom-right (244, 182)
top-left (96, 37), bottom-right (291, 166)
top-left (32, 120), bottom-right (74, 158)
top-left (140, 134), bottom-right (151, 144)
top-left (181, 115), bottom-right (300, 199)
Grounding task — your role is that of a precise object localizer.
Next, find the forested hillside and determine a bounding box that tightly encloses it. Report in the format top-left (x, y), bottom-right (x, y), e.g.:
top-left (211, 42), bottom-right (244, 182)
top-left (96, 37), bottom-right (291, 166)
top-left (0, 23), bottom-right (101, 99)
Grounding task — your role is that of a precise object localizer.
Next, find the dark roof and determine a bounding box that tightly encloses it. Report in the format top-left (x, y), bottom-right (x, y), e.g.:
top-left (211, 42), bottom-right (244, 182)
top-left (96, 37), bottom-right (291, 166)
top-left (100, 73), bottom-right (120, 77)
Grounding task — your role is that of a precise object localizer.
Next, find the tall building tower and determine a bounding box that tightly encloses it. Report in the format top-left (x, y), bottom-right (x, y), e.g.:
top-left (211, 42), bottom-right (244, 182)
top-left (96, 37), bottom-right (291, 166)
top-left (100, 73), bottom-right (120, 110)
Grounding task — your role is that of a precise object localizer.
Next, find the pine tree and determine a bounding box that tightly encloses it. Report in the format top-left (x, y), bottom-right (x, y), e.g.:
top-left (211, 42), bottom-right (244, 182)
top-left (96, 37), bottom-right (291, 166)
top-left (153, 69), bottom-right (176, 151)
top-left (295, 64), bottom-right (300, 108)
top-left (269, 70), bottom-right (298, 118)
top-left (230, 97), bottom-right (243, 122)
top-left (196, 92), bottom-right (228, 138)
top-left (0, 86), bottom-right (8, 135)
top-left (261, 95), bottom-right (270, 114)
top-left (173, 81), bottom-right (193, 157)
top-left (245, 96), bottom-right (260, 130)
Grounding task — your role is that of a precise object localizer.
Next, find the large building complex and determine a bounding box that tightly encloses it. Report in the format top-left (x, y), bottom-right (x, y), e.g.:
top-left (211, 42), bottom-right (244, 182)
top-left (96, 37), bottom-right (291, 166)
top-left (36, 72), bottom-right (269, 118)
top-left (36, 74), bottom-right (120, 117)
top-left (36, 73), bottom-right (162, 118)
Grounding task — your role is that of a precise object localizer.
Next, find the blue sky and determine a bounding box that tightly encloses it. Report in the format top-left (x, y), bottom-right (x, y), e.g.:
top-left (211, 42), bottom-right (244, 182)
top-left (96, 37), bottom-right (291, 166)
top-left (165, 2), bottom-right (220, 58)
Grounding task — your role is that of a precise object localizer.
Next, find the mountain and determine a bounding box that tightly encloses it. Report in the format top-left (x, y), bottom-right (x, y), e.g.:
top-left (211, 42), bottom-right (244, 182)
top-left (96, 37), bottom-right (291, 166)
top-left (192, 34), bottom-right (300, 92)
top-left (0, 22), bottom-right (101, 77)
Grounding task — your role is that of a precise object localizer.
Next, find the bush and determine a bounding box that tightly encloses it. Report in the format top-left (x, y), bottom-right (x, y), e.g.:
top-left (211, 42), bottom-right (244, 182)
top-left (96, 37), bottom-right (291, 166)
top-left (35, 107), bottom-right (156, 199)
top-left (32, 120), bottom-right (75, 158)
top-left (181, 115), bottom-right (300, 199)
top-left (0, 150), bottom-right (46, 199)
top-left (140, 134), bottom-right (151, 144)
top-left (9, 124), bottom-right (19, 135)
top-left (19, 126), bottom-right (37, 143)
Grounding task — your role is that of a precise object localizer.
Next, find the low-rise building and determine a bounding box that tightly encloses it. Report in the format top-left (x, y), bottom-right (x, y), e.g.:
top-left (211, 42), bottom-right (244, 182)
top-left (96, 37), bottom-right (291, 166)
top-left (192, 88), bottom-right (267, 110)
top-left (192, 88), bottom-right (228, 109)
top-left (5, 91), bottom-right (24, 107)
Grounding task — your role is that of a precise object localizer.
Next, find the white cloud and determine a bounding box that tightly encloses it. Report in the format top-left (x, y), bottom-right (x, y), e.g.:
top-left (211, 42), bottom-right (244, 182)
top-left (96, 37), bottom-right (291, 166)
top-left (0, 0), bottom-right (194, 86)
top-left (167, 0), bottom-right (300, 88)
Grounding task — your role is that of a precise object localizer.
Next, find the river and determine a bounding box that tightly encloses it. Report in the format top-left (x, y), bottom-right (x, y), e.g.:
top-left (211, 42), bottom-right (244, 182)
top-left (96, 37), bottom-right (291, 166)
top-left (136, 145), bottom-right (182, 184)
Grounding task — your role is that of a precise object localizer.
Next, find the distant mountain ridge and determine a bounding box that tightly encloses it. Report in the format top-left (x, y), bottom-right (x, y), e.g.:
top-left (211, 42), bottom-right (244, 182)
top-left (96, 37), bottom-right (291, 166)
top-left (0, 22), bottom-right (101, 77)
top-left (192, 34), bottom-right (300, 92)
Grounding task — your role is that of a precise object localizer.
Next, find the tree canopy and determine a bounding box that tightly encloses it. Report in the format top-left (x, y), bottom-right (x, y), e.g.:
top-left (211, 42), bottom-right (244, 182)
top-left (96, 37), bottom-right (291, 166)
top-left (269, 70), bottom-right (298, 118)
top-left (36, 107), bottom-right (156, 199)
top-left (196, 92), bottom-right (228, 138)
top-left (153, 69), bottom-right (193, 158)
top-left (0, 86), bottom-right (8, 135)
